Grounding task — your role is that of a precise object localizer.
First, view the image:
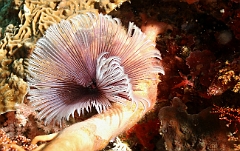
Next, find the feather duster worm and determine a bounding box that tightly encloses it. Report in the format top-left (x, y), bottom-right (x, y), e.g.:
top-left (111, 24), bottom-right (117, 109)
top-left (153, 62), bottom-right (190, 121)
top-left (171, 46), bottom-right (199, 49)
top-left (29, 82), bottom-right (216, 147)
top-left (27, 13), bottom-right (164, 124)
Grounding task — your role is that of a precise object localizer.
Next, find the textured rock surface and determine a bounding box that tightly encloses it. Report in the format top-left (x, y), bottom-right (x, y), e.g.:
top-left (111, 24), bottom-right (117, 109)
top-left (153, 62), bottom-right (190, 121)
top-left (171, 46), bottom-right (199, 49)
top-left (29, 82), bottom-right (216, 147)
top-left (158, 97), bottom-right (237, 151)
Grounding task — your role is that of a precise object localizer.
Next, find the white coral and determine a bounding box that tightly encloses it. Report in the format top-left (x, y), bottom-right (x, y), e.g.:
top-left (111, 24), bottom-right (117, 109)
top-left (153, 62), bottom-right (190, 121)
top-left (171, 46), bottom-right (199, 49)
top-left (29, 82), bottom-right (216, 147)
top-left (110, 137), bottom-right (132, 151)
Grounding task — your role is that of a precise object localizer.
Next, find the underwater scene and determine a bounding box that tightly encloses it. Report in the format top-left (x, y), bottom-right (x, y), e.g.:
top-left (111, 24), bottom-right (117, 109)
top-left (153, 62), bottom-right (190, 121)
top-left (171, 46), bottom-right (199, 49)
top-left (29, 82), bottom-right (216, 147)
top-left (0, 0), bottom-right (240, 150)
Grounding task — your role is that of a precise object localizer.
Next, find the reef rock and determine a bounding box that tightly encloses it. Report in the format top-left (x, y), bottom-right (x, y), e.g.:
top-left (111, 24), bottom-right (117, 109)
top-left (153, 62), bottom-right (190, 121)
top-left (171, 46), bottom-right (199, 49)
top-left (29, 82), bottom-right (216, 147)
top-left (158, 97), bottom-right (235, 151)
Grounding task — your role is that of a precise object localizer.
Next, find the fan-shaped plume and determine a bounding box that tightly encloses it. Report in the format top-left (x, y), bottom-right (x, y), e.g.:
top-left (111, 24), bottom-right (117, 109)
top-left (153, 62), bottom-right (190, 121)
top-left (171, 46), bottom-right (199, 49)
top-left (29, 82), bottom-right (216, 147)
top-left (27, 13), bottom-right (164, 124)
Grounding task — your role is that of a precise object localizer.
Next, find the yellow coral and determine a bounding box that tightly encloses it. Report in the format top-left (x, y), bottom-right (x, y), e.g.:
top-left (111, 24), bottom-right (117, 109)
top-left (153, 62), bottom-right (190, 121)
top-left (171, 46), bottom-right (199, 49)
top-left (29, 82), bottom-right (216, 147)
top-left (0, 0), bottom-right (128, 114)
top-left (218, 61), bottom-right (240, 93)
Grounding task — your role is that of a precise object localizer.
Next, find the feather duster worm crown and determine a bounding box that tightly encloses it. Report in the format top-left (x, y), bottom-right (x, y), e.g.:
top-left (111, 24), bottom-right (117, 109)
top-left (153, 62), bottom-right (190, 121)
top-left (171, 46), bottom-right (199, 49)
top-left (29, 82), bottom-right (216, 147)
top-left (27, 13), bottom-right (164, 124)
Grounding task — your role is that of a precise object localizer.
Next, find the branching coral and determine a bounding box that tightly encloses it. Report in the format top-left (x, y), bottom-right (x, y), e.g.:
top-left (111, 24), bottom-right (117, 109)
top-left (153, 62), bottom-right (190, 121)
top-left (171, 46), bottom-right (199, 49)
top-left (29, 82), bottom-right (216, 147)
top-left (110, 137), bottom-right (131, 151)
top-left (212, 105), bottom-right (240, 140)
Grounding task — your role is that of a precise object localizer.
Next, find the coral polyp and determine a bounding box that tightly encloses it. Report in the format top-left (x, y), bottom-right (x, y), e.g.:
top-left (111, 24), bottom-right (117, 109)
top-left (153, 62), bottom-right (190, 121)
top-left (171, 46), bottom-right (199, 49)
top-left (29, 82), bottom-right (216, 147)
top-left (27, 13), bottom-right (163, 124)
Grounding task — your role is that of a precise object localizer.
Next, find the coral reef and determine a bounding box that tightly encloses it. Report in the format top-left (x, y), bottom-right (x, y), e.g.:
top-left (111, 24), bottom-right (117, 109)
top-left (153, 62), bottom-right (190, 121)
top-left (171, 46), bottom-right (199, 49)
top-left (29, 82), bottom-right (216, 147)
top-left (0, 129), bottom-right (38, 151)
top-left (111, 0), bottom-right (240, 150)
top-left (0, 0), bottom-right (240, 150)
top-left (0, 0), bottom-right (130, 114)
top-left (0, 0), bottom-right (132, 149)
top-left (208, 58), bottom-right (240, 95)
top-left (126, 119), bottom-right (160, 150)
top-left (110, 137), bottom-right (132, 151)
top-left (212, 105), bottom-right (240, 141)
top-left (159, 97), bottom-right (235, 150)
